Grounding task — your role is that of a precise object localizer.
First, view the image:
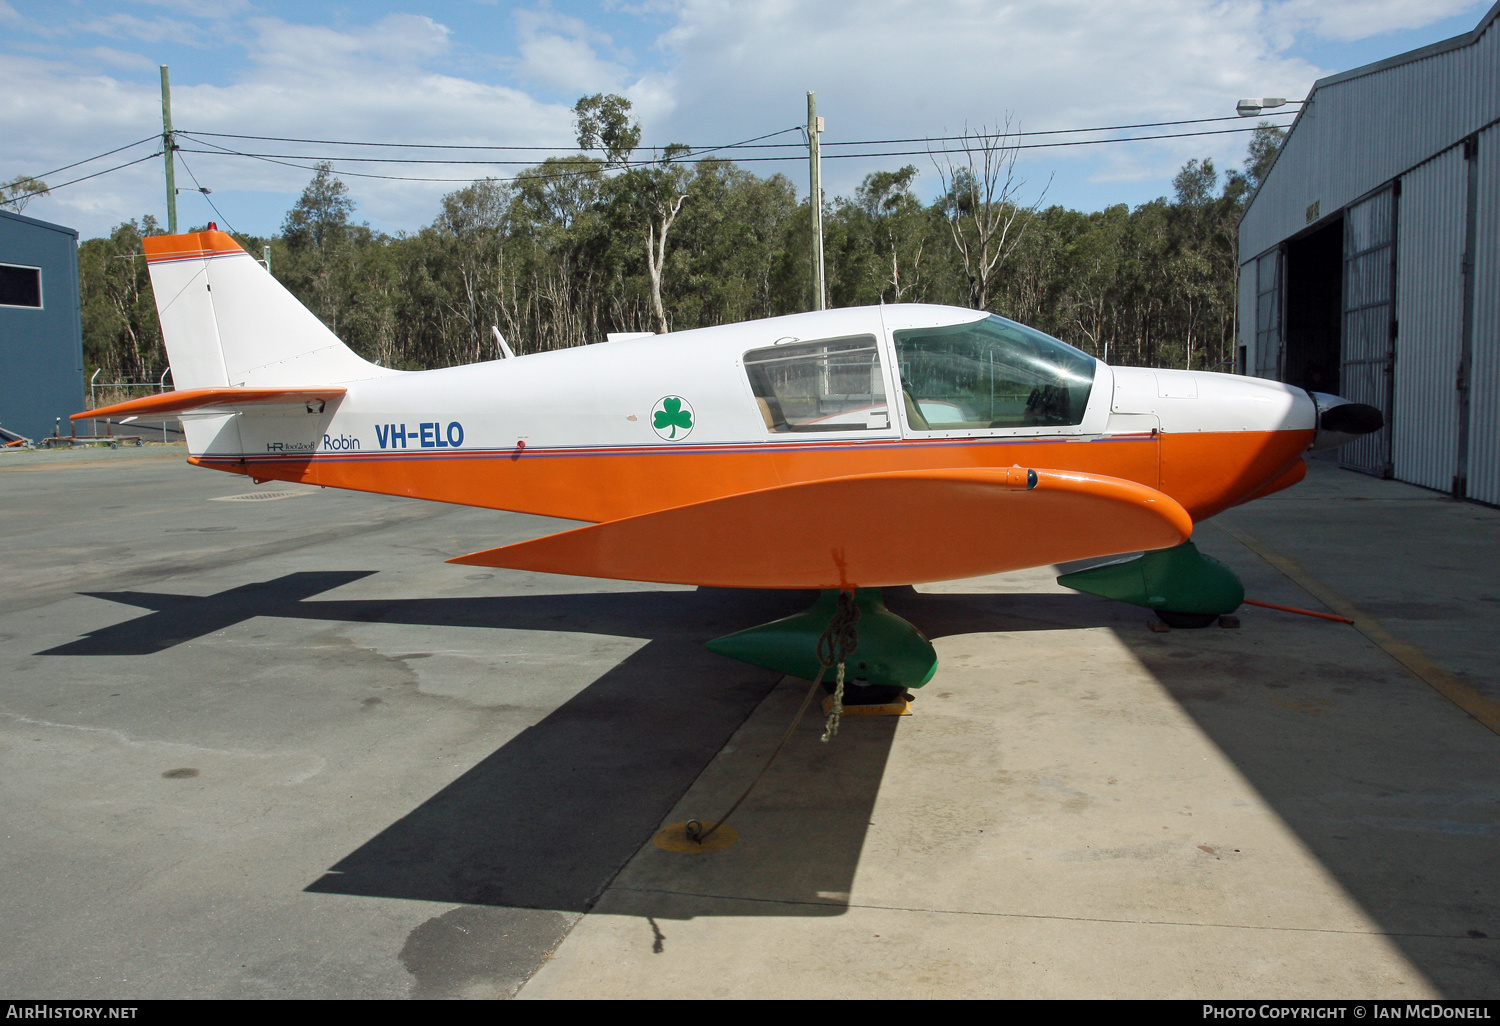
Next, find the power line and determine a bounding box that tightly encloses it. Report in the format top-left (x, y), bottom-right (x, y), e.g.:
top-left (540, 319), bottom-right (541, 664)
top-left (821, 113), bottom-right (1299, 148)
top-left (178, 125), bottom-right (804, 153)
top-left (4, 114), bottom-right (1293, 205)
top-left (178, 144), bottom-right (583, 185)
top-left (174, 114), bottom-right (1295, 154)
top-left (175, 151), bottom-right (243, 238)
top-left (819, 124), bottom-right (1289, 160)
top-left (7, 151), bottom-right (163, 204)
top-left (673, 126), bottom-right (806, 159)
top-left (175, 123), bottom-right (817, 185)
top-left (179, 147), bottom-right (653, 167)
top-left (175, 123), bottom-right (1288, 184)
top-left (177, 124), bottom-right (804, 171)
top-left (12, 135), bottom-right (161, 184)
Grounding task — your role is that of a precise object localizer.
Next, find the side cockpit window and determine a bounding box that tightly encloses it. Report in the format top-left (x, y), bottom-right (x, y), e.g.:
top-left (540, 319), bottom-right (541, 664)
top-left (744, 335), bottom-right (889, 432)
top-left (893, 315), bottom-right (1096, 430)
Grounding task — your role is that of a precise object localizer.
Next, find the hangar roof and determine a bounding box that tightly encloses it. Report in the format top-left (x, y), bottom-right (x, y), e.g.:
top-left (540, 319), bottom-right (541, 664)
top-left (1240, 0), bottom-right (1500, 261)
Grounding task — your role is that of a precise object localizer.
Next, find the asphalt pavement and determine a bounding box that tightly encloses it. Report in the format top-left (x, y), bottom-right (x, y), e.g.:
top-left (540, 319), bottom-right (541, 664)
top-left (0, 445), bottom-right (1495, 998)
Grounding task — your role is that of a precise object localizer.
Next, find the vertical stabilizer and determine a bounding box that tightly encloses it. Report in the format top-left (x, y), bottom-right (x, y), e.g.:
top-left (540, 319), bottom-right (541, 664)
top-left (143, 230), bottom-right (392, 390)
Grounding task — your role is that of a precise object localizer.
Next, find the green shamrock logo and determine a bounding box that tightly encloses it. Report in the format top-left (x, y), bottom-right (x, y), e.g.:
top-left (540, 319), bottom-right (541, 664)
top-left (652, 396), bottom-right (694, 440)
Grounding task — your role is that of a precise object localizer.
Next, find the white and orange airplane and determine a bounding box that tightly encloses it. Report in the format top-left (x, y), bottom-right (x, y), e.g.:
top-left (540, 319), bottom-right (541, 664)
top-left (79, 228), bottom-right (1380, 691)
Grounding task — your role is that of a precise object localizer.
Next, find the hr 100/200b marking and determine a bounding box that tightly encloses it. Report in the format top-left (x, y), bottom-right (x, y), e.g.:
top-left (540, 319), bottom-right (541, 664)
top-left (374, 422), bottom-right (465, 450)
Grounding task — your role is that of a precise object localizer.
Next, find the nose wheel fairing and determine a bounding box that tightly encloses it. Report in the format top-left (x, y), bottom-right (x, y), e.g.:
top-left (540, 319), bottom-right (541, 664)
top-left (1056, 541), bottom-right (1245, 626)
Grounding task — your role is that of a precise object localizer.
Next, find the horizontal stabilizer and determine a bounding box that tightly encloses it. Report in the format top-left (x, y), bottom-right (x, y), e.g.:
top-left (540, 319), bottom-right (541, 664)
top-left (73, 386), bottom-right (347, 422)
top-left (449, 467), bottom-right (1193, 589)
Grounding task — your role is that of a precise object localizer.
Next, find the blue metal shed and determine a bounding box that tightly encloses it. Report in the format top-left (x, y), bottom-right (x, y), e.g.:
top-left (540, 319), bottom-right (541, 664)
top-left (0, 208), bottom-right (85, 442)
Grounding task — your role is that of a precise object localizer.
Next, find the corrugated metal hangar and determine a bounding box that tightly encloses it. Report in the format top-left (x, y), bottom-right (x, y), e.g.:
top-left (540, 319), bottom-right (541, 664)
top-left (0, 208), bottom-right (84, 443)
top-left (1239, 0), bottom-right (1500, 504)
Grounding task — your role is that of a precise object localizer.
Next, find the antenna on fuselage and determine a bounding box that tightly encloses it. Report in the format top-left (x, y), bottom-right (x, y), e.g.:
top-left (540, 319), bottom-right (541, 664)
top-left (491, 325), bottom-right (516, 360)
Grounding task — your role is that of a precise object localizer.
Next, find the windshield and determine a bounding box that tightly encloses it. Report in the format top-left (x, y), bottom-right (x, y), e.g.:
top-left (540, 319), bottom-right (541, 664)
top-left (893, 315), bottom-right (1097, 430)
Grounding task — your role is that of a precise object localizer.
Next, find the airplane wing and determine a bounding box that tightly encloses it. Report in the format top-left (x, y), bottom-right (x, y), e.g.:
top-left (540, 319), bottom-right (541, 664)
top-left (449, 467), bottom-right (1193, 589)
top-left (72, 387), bottom-right (347, 421)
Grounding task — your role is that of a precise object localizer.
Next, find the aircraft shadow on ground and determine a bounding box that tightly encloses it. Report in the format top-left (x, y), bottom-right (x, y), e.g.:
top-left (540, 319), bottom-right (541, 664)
top-left (39, 573), bottom-right (1499, 977)
top-left (41, 574), bottom-right (1110, 920)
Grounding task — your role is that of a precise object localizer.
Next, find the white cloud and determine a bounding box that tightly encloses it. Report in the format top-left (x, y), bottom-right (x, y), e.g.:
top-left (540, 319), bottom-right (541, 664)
top-left (8, 0), bottom-right (1488, 239)
top-left (1271, 0), bottom-right (1484, 43)
top-left (244, 14), bottom-right (452, 73)
top-left (74, 12), bottom-right (206, 47)
top-left (133, 0), bottom-right (250, 18)
top-left (511, 9), bottom-right (631, 93)
top-left (1, 15), bottom-right (573, 237)
top-left (82, 46), bottom-right (160, 73)
top-left (641, 0), bottom-right (1324, 198)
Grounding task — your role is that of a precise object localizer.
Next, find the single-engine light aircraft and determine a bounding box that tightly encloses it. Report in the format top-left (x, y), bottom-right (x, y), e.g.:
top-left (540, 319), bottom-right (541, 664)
top-left (79, 229), bottom-right (1382, 693)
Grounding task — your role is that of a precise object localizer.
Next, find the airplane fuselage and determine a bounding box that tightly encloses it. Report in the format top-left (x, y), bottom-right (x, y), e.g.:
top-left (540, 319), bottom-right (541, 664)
top-left (184, 305), bottom-right (1314, 527)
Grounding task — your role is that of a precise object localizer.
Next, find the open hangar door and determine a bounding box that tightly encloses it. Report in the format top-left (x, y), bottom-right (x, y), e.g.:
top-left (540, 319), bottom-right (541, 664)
top-left (1282, 217), bottom-right (1344, 397)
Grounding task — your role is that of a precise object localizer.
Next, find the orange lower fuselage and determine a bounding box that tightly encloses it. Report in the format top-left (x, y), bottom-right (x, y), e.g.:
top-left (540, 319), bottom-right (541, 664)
top-left (193, 427), bottom-right (1313, 527)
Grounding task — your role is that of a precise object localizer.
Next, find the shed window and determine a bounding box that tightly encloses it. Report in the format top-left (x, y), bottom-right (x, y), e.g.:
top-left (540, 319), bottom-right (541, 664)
top-left (744, 335), bottom-right (889, 432)
top-left (0, 265), bottom-right (41, 308)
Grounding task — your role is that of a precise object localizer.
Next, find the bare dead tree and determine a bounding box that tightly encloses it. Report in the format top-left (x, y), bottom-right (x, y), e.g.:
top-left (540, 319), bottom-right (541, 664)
top-left (932, 118), bottom-right (1051, 311)
top-left (632, 144), bottom-right (692, 335)
top-left (645, 190), bottom-right (687, 333)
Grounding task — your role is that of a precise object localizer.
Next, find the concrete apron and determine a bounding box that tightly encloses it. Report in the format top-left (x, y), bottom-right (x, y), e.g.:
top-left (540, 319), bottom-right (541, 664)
top-left (522, 479), bottom-right (1500, 998)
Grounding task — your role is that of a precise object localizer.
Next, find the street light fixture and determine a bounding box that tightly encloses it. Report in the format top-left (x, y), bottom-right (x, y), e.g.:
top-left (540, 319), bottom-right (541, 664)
top-left (1237, 97), bottom-right (1289, 117)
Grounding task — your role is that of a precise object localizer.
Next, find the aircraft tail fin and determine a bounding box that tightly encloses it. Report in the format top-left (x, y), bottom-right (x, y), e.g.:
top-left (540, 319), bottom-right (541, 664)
top-left (142, 229), bottom-right (392, 390)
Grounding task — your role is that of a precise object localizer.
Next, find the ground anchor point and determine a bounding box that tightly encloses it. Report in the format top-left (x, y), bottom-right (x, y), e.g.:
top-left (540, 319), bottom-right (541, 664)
top-left (652, 821), bottom-right (739, 853)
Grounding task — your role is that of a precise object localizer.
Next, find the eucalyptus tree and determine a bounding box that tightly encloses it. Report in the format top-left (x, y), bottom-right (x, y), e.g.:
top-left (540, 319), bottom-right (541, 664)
top-left (855, 165), bottom-right (930, 302)
top-left (0, 176), bottom-right (48, 213)
top-left (931, 121), bottom-right (1051, 311)
top-left (77, 217), bottom-right (164, 381)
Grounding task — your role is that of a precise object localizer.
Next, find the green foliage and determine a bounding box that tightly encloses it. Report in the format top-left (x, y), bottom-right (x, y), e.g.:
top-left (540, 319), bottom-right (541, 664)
top-left (1246, 122), bottom-right (1287, 191)
top-left (573, 93), bottom-right (641, 168)
top-left (78, 216), bottom-right (164, 381)
top-left (1, 176), bottom-right (49, 213)
top-left (80, 126), bottom-right (1273, 380)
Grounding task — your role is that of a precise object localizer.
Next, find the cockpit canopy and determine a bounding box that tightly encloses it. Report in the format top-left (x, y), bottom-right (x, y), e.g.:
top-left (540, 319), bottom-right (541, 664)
top-left (741, 313), bottom-right (1097, 434)
top-left (894, 314), bottom-right (1097, 431)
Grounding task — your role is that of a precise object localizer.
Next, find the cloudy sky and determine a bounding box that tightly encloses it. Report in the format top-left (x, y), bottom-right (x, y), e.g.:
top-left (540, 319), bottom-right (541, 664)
top-left (2, 0), bottom-right (1491, 239)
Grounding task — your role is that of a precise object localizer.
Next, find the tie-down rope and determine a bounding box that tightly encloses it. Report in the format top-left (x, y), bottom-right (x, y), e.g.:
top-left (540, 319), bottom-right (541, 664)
top-left (685, 590), bottom-right (862, 845)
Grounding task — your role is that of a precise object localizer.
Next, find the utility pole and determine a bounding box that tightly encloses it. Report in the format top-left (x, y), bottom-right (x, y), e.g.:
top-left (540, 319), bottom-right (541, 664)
top-left (160, 65), bottom-right (177, 235)
top-left (807, 91), bottom-right (825, 311)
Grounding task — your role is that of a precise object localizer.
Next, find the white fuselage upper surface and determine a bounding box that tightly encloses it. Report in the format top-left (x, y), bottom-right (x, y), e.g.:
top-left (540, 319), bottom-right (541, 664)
top-left (188, 304), bottom-right (1315, 462)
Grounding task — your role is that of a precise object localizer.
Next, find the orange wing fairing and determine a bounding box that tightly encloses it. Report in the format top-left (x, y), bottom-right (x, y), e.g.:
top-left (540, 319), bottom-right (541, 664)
top-left (449, 466), bottom-right (1193, 589)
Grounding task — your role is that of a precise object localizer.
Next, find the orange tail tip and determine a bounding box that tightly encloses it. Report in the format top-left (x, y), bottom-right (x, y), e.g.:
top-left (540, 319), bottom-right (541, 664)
top-left (142, 229), bottom-right (247, 264)
top-left (450, 467), bottom-right (1193, 589)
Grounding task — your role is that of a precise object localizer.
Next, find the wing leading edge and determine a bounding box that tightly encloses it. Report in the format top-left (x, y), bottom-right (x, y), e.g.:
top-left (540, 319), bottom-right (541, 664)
top-left (450, 467), bottom-right (1193, 589)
